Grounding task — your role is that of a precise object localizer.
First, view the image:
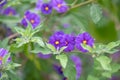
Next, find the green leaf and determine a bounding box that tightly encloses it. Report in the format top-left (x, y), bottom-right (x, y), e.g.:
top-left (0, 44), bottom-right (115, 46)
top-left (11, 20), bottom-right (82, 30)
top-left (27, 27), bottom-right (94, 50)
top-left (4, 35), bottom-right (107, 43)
top-left (24, 25), bottom-right (32, 37)
top-left (90, 4), bottom-right (102, 24)
top-left (63, 58), bottom-right (76, 80)
top-left (31, 47), bottom-right (51, 54)
top-left (12, 63), bottom-right (21, 67)
top-left (3, 53), bottom-right (10, 64)
top-left (81, 44), bottom-right (93, 52)
top-left (46, 43), bottom-right (56, 52)
top-left (111, 63), bottom-right (120, 73)
top-left (105, 49), bottom-right (118, 54)
top-left (15, 38), bottom-right (29, 47)
top-left (87, 75), bottom-right (99, 80)
top-left (0, 38), bottom-right (9, 48)
top-left (0, 16), bottom-right (20, 23)
top-left (56, 54), bottom-right (68, 68)
top-left (106, 42), bottom-right (120, 50)
top-left (96, 56), bottom-right (112, 71)
top-left (6, 63), bottom-right (21, 70)
top-left (31, 37), bottom-right (45, 47)
top-left (102, 71), bottom-right (112, 78)
top-left (59, 46), bottom-right (67, 53)
top-left (15, 27), bottom-right (25, 36)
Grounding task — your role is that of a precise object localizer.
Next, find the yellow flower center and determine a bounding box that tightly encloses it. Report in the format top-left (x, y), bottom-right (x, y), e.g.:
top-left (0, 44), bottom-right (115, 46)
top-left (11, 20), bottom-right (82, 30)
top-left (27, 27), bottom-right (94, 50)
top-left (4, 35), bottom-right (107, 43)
top-left (55, 41), bottom-right (59, 45)
top-left (30, 19), bottom-right (35, 24)
top-left (45, 7), bottom-right (49, 11)
top-left (57, 4), bottom-right (62, 8)
top-left (66, 41), bottom-right (68, 45)
top-left (24, 15), bottom-right (26, 18)
top-left (9, 12), bottom-right (13, 16)
top-left (83, 40), bottom-right (87, 44)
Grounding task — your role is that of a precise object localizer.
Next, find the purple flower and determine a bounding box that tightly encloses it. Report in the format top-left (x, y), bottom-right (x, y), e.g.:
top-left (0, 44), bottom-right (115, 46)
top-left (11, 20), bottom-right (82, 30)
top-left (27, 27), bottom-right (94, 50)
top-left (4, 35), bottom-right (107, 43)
top-left (51, 0), bottom-right (69, 13)
top-left (63, 34), bottom-right (75, 52)
top-left (21, 11), bottom-right (40, 29)
top-left (53, 64), bottom-right (63, 75)
top-left (75, 32), bottom-right (94, 53)
top-left (36, 0), bottom-right (52, 15)
top-left (0, 0), bottom-right (7, 8)
top-left (49, 31), bottom-right (65, 50)
top-left (41, 3), bottom-right (52, 15)
top-left (71, 55), bottom-right (82, 80)
top-left (3, 7), bottom-right (16, 16)
top-left (37, 53), bottom-right (51, 59)
top-left (0, 48), bottom-right (10, 65)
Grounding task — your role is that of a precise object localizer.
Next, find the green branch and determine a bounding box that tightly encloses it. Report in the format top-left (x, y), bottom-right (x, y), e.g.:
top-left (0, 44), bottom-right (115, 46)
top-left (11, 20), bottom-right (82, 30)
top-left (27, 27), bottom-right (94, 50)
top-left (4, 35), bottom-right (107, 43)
top-left (71, 0), bottom-right (96, 9)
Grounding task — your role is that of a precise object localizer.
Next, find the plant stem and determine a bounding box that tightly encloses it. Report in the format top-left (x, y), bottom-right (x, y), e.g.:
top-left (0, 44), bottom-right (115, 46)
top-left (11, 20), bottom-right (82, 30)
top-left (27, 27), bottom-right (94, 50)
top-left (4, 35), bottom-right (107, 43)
top-left (71, 0), bottom-right (95, 9)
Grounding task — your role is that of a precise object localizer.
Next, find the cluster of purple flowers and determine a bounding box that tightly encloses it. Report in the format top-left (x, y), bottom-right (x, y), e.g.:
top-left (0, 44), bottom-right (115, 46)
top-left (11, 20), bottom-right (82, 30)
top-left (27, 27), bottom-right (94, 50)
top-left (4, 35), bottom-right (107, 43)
top-left (0, 48), bottom-right (11, 65)
top-left (49, 31), bottom-right (94, 53)
top-left (49, 31), bottom-right (75, 52)
top-left (21, 11), bottom-right (40, 29)
top-left (36, 0), bottom-right (69, 14)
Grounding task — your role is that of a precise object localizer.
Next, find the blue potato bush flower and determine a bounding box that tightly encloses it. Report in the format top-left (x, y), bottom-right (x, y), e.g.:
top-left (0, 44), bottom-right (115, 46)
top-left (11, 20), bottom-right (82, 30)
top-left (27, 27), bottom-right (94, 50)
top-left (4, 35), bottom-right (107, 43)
top-left (49, 31), bottom-right (65, 50)
top-left (75, 32), bottom-right (94, 53)
top-left (36, 0), bottom-right (52, 15)
top-left (51, 0), bottom-right (69, 13)
top-left (21, 11), bottom-right (40, 29)
top-left (41, 3), bottom-right (53, 15)
top-left (2, 7), bottom-right (16, 16)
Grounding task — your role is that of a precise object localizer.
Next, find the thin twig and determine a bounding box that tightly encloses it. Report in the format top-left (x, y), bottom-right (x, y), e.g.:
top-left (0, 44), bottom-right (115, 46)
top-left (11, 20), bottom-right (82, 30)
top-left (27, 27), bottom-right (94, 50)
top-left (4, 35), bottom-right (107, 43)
top-left (8, 33), bottom-right (19, 40)
top-left (71, 0), bottom-right (95, 9)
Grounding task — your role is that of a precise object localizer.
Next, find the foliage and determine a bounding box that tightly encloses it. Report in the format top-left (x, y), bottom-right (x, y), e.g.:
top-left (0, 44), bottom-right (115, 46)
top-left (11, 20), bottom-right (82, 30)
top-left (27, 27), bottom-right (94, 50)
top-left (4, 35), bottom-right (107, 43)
top-left (0, 0), bottom-right (120, 80)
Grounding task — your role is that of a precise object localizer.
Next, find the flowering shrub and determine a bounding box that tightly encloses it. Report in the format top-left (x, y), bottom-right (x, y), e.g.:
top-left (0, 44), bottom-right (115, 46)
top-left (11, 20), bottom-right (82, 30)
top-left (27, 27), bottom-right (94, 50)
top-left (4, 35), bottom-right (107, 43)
top-left (0, 0), bottom-right (120, 80)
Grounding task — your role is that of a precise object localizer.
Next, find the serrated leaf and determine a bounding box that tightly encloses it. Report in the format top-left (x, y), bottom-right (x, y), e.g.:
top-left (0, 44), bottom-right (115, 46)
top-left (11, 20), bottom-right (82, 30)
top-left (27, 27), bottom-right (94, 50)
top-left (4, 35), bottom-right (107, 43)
top-left (90, 4), bottom-right (102, 24)
top-left (96, 56), bottom-right (112, 71)
top-left (56, 54), bottom-right (68, 68)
